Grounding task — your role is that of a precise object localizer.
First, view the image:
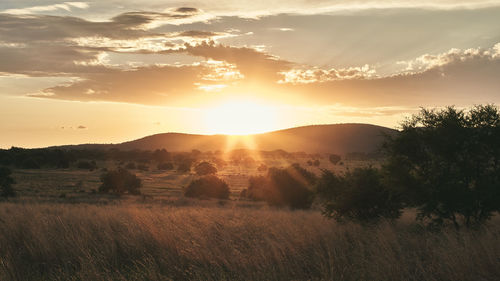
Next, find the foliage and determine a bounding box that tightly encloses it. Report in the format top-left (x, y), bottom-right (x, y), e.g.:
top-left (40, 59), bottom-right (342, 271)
top-left (243, 164), bottom-right (315, 209)
top-left (99, 168), bottom-right (141, 195)
top-left (0, 167), bottom-right (16, 197)
top-left (76, 160), bottom-right (97, 171)
top-left (383, 105), bottom-right (500, 228)
top-left (194, 161), bottom-right (217, 176)
top-left (184, 175), bottom-right (229, 199)
top-left (329, 154), bottom-right (341, 165)
top-left (157, 162), bottom-right (174, 170)
top-left (316, 167), bottom-right (403, 223)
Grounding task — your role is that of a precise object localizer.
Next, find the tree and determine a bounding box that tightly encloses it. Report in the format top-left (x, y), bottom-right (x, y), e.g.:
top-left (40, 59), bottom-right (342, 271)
top-left (242, 164), bottom-right (316, 209)
top-left (383, 105), bottom-right (500, 228)
top-left (316, 167), bottom-right (403, 223)
top-left (184, 175), bottom-right (229, 199)
top-left (194, 161), bottom-right (217, 175)
top-left (0, 167), bottom-right (16, 198)
top-left (99, 168), bottom-right (142, 195)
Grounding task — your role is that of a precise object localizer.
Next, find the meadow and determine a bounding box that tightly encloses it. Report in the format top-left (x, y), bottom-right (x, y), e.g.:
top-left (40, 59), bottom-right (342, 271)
top-left (0, 202), bottom-right (498, 281)
top-left (0, 156), bottom-right (498, 281)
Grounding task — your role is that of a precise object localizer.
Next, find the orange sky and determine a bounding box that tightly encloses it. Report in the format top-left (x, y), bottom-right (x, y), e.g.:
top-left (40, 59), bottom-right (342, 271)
top-left (1, 1), bottom-right (500, 148)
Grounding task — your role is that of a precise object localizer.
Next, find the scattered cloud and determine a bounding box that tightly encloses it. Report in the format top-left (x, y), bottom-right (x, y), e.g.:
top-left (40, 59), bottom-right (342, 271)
top-left (279, 64), bottom-right (377, 84)
top-left (2, 2), bottom-right (89, 15)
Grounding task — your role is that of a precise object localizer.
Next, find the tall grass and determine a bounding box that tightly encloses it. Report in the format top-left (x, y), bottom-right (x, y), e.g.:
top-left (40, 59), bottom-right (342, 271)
top-left (0, 203), bottom-right (498, 281)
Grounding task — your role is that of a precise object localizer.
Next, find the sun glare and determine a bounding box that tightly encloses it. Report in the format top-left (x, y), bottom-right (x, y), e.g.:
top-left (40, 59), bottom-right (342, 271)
top-left (203, 100), bottom-right (277, 135)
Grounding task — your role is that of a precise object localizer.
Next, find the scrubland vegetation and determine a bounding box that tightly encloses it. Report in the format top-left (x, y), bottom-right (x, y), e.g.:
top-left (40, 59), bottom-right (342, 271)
top-left (0, 105), bottom-right (500, 280)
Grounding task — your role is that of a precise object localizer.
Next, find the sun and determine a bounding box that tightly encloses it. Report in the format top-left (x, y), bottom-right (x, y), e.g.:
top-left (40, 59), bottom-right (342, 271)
top-left (203, 99), bottom-right (277, 135)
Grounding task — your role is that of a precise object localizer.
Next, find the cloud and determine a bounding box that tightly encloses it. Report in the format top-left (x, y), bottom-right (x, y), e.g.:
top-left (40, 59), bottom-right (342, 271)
top-left (2, 2), bottom-right (89, 15)
top-left (279, 64), bottom-right (377, 84)
top-left (183, 41), bottom-right (291, 80)
top-left (283, 44), bottom-right (500, 107)
top-left (29, 65), bottom-right (211, 105)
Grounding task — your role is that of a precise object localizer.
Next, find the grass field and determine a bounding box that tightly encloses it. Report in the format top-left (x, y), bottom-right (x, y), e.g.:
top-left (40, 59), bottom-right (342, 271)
top-left (0, 203), bottom-right (498, 281)
top-left (2, 159), bottom-right (499, 281)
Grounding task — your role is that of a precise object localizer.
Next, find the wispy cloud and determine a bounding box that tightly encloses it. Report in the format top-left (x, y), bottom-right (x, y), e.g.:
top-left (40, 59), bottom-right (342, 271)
top-left (2, 2), bottom-right (89, 15)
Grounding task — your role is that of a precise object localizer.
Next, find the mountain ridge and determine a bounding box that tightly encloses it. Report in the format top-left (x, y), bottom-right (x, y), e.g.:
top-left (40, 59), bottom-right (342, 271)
top-left (52, 123), bottom-right (398, 154)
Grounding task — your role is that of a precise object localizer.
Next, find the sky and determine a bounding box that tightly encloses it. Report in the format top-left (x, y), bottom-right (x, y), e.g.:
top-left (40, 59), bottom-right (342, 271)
top-left (1, 0), bottom-right (500, 148)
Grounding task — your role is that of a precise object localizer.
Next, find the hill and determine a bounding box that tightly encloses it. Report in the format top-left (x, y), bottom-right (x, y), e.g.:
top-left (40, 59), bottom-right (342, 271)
top-left (55, 124), bottom-right (397, 154)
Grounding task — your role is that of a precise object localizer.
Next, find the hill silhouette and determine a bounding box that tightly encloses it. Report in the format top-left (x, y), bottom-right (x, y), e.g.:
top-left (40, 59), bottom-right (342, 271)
top-left (55, 124), bottom-right (397, 154)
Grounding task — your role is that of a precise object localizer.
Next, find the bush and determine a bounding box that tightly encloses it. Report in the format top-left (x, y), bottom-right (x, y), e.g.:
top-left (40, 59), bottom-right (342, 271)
top-left (99, 168), bottom-right (141, 195)
top-left (384, 105), bottom-right (500, 228)
top-left (242, 164), bottom-right (315, 209)
top-left (77, 160), bottom-right (97, 171)
top-left (184, 175), bottom-right (229, 199)
top-left (194, 161), bottom-right (217, 175)
top-left (316, 167), bottom-right (403, 223)
top-left (329, 154), bottom-right (341, 165)
top-left (157, 162), bottom-right (174, 170)
top-left (0, 167), bottom-right (16, 197)
top-left (125, 162), bottom-right (136, 170)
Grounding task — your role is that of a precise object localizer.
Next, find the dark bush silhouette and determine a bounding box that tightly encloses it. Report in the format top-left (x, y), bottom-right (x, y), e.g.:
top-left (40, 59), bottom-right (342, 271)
top-left (313, 159), bottom-right (320, 166)
top-left (316, 167), bottom-right (403, 223)
top-left (125, 162), bottom-right (136, 170)
top-left (157, 162), bottom-right (174, 170)
top-left (77, 160), bottom-right (97, 171)
top-left (0, 167), bottom-right (16, 198)
top-left (242, 164), bottom-right (315, 209)
top-left (184, 175), bottom-right (229, 199)
top-left (383, 105), bottom-right (500, 228)
top-left (329, 154), bottom-right (341, 165)
top-left (99, 168), bottom-right (141, 195)
top-left (194, 161), bottom-right (217, 175)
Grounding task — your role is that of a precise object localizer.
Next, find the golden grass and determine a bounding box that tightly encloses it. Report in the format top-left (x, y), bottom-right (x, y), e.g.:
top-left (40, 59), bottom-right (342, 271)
top-left (0, 203), bottom-right (498, 281)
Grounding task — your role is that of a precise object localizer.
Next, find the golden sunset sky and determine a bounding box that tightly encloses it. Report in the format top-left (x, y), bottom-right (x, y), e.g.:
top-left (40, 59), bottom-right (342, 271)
top-left (1, 0), bottom-right (500, 147)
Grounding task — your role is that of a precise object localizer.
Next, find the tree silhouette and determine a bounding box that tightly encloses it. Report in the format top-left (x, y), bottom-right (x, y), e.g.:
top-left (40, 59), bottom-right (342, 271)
top-left (184, 175), bottom-right (229, 199)
top-left (99, 168), bottom-right (141, 195)
top-left (384, 105), bottom-right (500, 228)
top-left (316, 167), bottom-right (402, 223)
top-left (194, 161), bottom-right (217, 175)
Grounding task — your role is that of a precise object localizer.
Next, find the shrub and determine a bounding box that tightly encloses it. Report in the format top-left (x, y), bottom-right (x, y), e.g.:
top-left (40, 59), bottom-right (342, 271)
top-left (125, 162), bottom-right (136, 170)
top-left (383, 105), bottom-right (500, 228)
top-left (316, 167), bottom-right (402, 223)
top-left (77, 160), bottom-right (97, 171)
top-left (184, 175), bottom-right (229, 199)
top-left (99, 168), bottom-right (141, 195)
top-left (313, 159), bottom-right (320, 166)
top-left (157, 162), bottom-right (174, 170)
top-left (194, 161), bottom-right (217, 175)
top-left (329, 154), bottom-right (341, 165)
top-left (243, 164), bottom-right (315, 209)
top-left (0, 166), bottom-right (16, 198)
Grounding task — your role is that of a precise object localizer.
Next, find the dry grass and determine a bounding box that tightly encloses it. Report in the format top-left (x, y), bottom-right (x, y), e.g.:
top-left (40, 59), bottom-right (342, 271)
top-left (0, 203), bottom-right (498, 281)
